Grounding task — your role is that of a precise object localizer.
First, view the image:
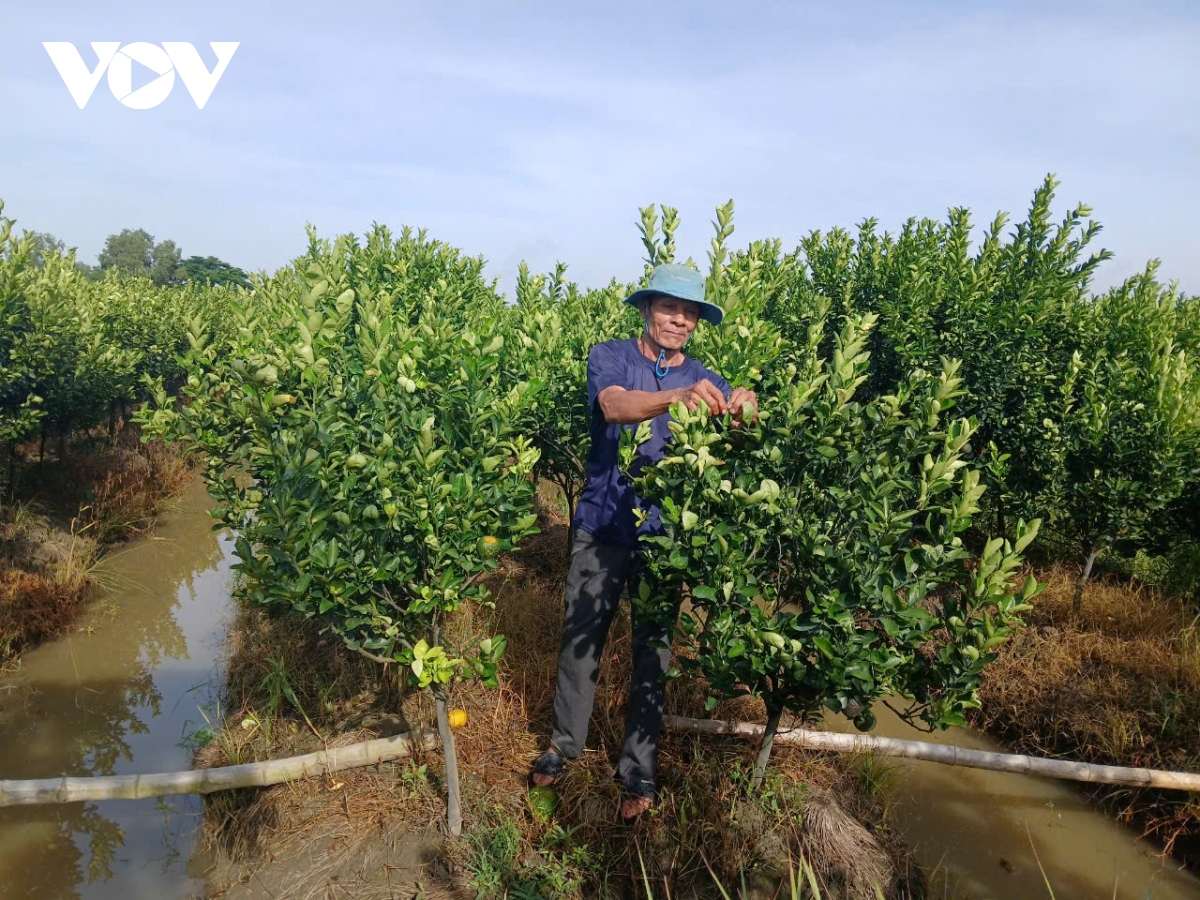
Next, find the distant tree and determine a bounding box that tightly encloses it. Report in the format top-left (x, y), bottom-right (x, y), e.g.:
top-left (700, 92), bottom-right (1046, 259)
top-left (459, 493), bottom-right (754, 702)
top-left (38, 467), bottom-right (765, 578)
top-left (98, 228), bottom-right (184, 285)
top-left (150, 239), bottom-right (182, 286)
top-left (98, 228), bottom-right (154, 275)
top-left (179, 254), bottom-right (251, 289)
top-left (23, 231), bottom-right (67, 268)
top-left (76, 261), bottom-right (102, 280)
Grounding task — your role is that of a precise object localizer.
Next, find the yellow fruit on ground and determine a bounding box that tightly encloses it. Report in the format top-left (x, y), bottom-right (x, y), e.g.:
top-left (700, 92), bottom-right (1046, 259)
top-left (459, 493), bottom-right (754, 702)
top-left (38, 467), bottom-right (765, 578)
top-left (448, 708), bottom-right (468, 728)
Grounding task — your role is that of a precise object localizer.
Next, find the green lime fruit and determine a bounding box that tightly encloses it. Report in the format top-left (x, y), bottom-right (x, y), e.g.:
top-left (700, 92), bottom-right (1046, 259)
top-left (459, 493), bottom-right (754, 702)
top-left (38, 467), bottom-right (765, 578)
top-left (527, 785), bottom-right (558, 823)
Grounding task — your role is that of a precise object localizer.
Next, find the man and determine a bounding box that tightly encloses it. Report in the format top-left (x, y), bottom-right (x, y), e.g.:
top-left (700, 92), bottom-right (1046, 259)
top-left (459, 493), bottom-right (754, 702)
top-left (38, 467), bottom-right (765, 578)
top-left (530, 263), bottom-right (758, 822)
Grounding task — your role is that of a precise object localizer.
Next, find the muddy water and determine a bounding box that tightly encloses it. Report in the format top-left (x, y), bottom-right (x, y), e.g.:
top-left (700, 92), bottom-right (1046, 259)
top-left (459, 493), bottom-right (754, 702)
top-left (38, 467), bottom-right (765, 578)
top-left (824, 705), bottom-right (1200, 899)
top-left (0, 480), bottom-right (235, 899)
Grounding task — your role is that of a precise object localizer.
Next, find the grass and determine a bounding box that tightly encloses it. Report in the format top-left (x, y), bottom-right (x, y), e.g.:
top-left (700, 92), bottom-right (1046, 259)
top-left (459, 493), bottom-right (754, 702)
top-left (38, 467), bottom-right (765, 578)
top-left (193, 499), bottom-right (923, 899)
top-left (0, 423), bottom-right (192, 669)
top-left (974, 564), bottom-right (1200, 865)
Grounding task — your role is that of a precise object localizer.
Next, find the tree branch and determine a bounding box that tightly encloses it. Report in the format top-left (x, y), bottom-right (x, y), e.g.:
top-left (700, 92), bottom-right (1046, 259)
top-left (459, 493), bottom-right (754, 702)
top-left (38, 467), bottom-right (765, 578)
top-left (882, 697), bottom-right (936, 733)
top-left (350, 645), bottom-right (396, 666)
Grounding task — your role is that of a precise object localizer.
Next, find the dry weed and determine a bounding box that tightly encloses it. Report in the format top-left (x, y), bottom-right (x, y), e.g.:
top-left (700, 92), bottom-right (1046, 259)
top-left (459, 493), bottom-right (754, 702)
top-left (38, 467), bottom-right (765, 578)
top-left (0, 569), bottom-right (93, 665)
top-left (977, 564), bottom-right (1200, 862)
top-left (0, 436), bottom-right (192, 672)
top-left (0, 427), bottom-right (193, 667)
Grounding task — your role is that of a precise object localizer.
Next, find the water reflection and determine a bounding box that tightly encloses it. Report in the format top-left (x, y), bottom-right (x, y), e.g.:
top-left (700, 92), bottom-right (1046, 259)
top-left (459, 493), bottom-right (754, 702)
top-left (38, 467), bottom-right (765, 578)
top-left (0, 480), bottom-right (235, 899)
top-left (1, 804), bottom-right (126, 889)
top-left (824, 704), bottom-right (1200, 899)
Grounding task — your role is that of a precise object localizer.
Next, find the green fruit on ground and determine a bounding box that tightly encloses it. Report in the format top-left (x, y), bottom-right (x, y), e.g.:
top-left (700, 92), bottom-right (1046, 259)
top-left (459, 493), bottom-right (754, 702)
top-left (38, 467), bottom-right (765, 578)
top-left (527, 785), bottom-right (558, 823)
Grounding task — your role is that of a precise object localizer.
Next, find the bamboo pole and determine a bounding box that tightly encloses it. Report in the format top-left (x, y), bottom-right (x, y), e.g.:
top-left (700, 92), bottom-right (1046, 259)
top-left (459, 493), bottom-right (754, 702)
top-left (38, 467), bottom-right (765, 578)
top-left (8, 716), bottom-right (1199, 808)
top-left (0, 729), bottom-right (439, 807)
top-left (664, 715), bottom-right (1200, 793)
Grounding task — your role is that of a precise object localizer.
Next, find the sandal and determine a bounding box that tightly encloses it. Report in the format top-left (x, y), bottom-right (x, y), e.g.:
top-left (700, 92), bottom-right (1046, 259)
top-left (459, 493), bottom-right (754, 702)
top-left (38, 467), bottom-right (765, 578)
top-left (618, 778), bottom-right (656, 825)
top-left (529, 751), bottom-right (564, 788)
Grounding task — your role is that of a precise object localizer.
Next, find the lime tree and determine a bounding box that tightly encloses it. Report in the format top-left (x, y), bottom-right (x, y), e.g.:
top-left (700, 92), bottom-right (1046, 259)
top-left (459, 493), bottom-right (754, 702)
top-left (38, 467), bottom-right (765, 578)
top-left (139, 226), bottom-right (541, 835)
top-left (629, 306), bottom-right (1041, 789)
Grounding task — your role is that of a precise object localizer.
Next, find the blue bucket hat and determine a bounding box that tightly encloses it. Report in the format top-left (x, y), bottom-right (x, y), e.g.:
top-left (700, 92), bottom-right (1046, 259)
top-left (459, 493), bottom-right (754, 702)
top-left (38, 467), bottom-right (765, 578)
top-left (625, 263), bottom-right (724, 326)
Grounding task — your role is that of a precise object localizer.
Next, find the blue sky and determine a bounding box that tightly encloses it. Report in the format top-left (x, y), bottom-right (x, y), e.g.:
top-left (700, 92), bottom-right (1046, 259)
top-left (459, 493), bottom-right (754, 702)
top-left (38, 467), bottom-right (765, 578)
top-left (2, 1), bottom-right (1197, 294)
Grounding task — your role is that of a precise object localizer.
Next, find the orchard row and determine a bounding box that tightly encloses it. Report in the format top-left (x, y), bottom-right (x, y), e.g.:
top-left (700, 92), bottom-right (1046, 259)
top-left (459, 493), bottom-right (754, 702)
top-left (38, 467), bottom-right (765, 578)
top-left (2, 179), bottom-right (1196, 819)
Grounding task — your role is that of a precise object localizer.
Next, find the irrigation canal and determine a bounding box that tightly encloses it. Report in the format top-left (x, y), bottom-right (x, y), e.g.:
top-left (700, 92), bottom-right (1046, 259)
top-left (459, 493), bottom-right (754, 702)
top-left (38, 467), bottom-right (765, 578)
top-left (0, 480), bottom-right (234, 898)
top-left (1, 479), bottom-right (1198, 898)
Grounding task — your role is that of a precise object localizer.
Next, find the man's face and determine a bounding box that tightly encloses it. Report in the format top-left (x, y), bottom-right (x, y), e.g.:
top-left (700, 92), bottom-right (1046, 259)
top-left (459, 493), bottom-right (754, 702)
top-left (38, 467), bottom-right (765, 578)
top-left (643, 295), bottom-right (700, 351)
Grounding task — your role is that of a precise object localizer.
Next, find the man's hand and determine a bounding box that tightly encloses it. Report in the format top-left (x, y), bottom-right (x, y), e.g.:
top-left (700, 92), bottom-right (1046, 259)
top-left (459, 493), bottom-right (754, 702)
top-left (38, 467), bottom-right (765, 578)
top-left (673, 380), bottom-right (728, 416)
top-left (595, 379), bottom-right (741, 424)
top-left (728, 387), bottom-right (759, 426)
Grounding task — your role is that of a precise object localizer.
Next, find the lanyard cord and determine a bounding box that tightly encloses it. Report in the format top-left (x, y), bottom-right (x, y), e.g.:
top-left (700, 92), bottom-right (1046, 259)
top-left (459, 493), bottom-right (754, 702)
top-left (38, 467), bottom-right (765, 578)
top-left (641, 336), bottom-right (672, 379)
top-left (654, 349), bottom-right (670, 379)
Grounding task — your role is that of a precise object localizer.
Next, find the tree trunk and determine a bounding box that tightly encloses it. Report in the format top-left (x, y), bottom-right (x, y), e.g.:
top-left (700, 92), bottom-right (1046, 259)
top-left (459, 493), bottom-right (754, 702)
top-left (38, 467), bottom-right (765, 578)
top-left (749, 701), bottom-right (785, 792)
top-left (38, 424), bottom-right (46, 467)
top-left (4, 444), bottom-right (15, 503)
top-left (433, 685), bottom-right (462, 837)
top-left (1072, 544), bottom-right (1101, 612)
top-left (565, 483), bottom-right (578, 530)
top-left (561, 480), bottom-right (578, 561)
